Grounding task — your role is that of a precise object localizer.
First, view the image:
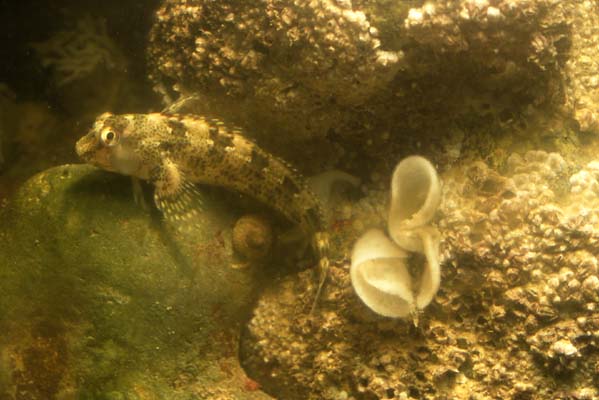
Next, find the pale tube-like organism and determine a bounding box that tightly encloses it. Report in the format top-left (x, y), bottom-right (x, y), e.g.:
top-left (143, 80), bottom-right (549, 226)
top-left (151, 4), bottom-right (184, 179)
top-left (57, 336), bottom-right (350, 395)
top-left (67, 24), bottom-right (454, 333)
top-left (350, 156), bottom-right (441, 318)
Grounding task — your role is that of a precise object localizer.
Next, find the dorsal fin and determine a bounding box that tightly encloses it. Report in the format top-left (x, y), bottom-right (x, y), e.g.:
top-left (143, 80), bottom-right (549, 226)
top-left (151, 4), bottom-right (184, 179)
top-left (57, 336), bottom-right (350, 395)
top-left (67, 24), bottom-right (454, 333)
top-left (162, 94), bottom-right (204, 115)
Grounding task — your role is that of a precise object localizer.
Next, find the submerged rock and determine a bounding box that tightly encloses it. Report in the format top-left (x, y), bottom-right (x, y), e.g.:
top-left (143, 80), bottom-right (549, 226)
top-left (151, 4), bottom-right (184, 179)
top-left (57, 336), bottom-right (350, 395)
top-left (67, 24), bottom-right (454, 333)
top-left (0, 164), bottom-right (273, 399)
top-left (242, 149), bottom-right (599, 400)
top-left (145, 0), bottom-right (599, 173)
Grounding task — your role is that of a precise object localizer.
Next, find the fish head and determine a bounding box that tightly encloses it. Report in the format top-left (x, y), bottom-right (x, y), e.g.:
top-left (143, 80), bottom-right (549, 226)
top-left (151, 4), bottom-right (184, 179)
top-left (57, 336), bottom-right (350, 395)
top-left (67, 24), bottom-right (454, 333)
top-left (76, 112), bottom-right (145, 178)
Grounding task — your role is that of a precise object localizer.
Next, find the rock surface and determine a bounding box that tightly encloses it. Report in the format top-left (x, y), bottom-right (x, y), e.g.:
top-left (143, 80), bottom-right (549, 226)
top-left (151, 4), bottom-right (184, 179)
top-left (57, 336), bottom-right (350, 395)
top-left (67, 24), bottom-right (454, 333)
top-left (4, 1), bottom-right (599, 398)
top-left (0, 164), bottom-right (273, 399)
top-left (147, 0), bottom-right (599, 173)
top-left (242, 150), bottom-right (599, 400)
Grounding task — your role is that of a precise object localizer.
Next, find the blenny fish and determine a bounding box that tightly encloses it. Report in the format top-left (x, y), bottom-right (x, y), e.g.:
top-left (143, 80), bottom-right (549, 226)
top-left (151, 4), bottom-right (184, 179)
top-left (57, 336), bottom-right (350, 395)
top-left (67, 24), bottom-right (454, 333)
top-left (75, 111), bottom-right (329, 312)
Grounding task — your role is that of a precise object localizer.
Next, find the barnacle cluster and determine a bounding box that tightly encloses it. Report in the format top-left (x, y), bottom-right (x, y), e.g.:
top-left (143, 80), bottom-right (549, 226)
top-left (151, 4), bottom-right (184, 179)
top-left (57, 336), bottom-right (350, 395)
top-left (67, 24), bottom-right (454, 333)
top-left (5, 0), bottom-right (599, 398)
top-left (562, 1), bottom-right (599, 133)
top-left (148, 0), bottom-right (401, 159)
top-left (242, 149), bottom-right (599, 399)
top-left (146, 0), bottom-right (596, 171)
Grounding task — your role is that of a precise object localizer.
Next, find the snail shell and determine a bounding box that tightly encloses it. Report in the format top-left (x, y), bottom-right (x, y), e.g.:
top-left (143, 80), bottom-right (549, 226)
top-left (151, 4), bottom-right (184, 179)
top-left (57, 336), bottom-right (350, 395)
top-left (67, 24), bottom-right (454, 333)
top-left (232, 214), bottom-right (273, 261)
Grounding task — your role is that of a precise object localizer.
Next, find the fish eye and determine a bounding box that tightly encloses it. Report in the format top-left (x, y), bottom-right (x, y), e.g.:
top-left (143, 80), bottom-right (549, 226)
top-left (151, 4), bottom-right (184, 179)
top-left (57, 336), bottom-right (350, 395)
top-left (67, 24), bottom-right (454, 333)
top-left (100, 128), bottom-right (119, 147)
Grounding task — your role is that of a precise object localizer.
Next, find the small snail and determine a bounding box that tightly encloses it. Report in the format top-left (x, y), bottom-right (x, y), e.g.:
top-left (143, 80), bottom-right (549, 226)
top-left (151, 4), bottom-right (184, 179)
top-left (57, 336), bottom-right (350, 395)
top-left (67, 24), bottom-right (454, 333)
top-left (232, 214), bottom-right (273, 261)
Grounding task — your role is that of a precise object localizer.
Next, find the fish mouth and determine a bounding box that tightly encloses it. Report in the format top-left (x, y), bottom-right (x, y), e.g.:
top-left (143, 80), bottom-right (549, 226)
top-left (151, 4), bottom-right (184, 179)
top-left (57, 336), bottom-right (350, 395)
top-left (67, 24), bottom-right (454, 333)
top-left (75, 134), bottom-right (115, 172)
top-left (75, 135), bottom-right (96, 162)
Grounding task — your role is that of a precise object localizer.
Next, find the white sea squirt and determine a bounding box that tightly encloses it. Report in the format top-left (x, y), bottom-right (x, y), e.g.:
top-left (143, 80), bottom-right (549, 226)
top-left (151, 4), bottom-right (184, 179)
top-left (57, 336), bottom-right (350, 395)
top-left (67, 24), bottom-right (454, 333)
top-left (350, 155), bottom-right (441, 319)
top-left (351, 229), bottom-right (413, 318)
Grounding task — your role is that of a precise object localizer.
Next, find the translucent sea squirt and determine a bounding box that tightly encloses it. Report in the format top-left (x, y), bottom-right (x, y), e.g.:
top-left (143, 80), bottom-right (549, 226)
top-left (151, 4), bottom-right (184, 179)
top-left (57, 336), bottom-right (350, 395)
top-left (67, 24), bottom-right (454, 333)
top-left (350, 156), bottom-right (441, 318)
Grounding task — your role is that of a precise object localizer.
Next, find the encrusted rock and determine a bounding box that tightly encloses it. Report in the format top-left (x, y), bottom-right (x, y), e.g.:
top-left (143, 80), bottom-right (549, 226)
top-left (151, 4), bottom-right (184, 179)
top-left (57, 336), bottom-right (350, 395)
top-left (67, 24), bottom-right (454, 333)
top-left (0, 165), bottom-right (273, 399)
top-left (243, 149), bottom-right (599, 399)
top-left (146, 0), bottom-right (590, 173)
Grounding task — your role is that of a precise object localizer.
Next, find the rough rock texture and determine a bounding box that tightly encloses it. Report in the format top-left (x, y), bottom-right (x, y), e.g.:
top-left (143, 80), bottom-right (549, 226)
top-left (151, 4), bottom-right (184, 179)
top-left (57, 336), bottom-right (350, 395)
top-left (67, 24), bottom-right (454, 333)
top-left (146, 0), bottom-right (599, 172)
top-left (5, 1), bottom-right (599, 398)
top-left (147, 0), bottom-right (405, 170)
top-left (241, 150), bottom-right (599, 400)
top-left (0, 165), bottom-right (274, 399)
top-left (562, 1), bottom-right (599, 133)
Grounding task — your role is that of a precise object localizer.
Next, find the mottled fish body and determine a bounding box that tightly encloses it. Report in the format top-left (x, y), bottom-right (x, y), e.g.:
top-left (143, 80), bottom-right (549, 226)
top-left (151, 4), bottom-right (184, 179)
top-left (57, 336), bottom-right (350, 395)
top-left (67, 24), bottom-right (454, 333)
top-left (76, 112), bottom-right (329, 311)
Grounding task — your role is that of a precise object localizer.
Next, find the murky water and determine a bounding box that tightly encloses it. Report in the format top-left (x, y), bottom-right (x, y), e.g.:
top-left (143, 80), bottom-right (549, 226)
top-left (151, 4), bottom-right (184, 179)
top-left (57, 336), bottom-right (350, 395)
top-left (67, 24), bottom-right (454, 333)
top-left (2, 1), bottom-right (599, 399)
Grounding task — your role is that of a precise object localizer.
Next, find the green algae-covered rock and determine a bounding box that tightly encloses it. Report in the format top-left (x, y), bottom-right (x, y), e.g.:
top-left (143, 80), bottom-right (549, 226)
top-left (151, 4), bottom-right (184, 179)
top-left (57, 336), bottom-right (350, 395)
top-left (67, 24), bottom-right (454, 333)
top-left (0, 164), bottom-right (273, 399)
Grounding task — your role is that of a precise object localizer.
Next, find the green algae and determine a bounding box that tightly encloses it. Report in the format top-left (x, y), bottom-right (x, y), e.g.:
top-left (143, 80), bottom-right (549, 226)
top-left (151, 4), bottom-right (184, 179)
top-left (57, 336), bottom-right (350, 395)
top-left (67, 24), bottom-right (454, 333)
top-left (0, 164), bottom-right (273, 399)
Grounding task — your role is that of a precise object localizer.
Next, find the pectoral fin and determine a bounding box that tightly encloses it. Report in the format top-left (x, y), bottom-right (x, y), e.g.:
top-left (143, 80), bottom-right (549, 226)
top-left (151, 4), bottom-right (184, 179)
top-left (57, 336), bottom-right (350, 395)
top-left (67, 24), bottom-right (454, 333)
top-left (152, 159), bottom-right (205, 224)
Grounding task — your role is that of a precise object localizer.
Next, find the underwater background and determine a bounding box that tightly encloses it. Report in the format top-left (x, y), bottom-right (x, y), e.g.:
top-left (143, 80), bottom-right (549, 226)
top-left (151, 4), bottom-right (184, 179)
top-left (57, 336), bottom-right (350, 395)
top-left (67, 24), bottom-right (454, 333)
top-left (2, 0), bottom-right (599, 399)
